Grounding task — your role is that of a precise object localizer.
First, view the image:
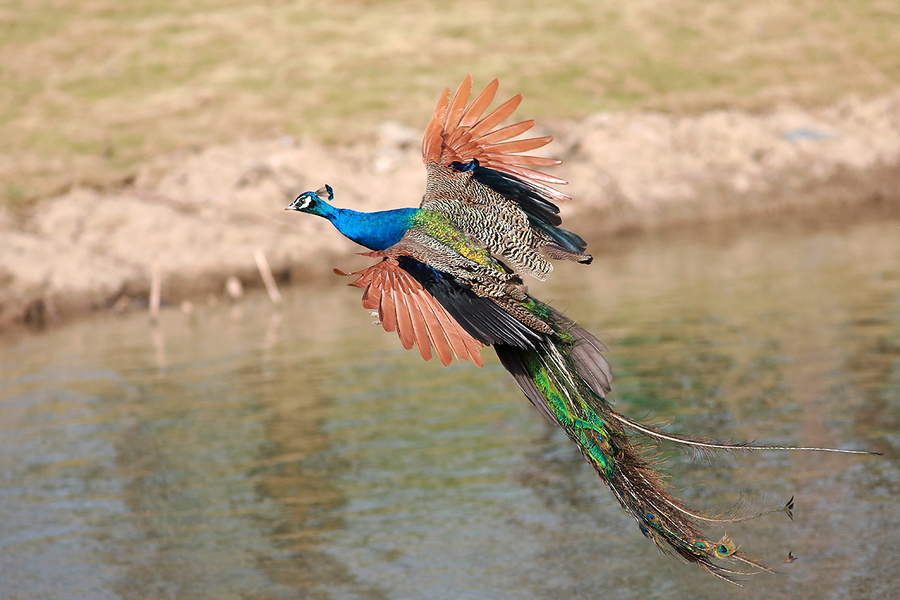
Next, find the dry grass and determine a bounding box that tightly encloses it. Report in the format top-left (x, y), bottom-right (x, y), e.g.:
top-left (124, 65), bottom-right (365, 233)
top-left (2, 0), bottom-right (899, 208)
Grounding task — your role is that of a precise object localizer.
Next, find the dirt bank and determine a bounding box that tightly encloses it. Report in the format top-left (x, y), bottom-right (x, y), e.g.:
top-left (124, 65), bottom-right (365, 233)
top-left (2, 92), bottom-right (900, 334)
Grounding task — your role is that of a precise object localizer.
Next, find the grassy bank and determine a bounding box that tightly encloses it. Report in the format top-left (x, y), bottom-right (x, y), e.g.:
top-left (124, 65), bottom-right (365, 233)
top-left (2, 0), bottom-right (899, 208)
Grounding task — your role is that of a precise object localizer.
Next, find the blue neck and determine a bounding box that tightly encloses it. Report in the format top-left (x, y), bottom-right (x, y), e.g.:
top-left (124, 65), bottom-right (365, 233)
top-left (315, 203), bottom-right (419, 251)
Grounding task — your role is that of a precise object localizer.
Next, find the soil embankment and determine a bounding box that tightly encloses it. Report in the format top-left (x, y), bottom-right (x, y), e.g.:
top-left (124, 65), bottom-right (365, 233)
top-left (2, 92), bottom-right (899, 333)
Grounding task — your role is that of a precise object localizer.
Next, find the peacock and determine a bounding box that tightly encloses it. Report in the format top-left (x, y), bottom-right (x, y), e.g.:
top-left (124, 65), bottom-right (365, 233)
top-left (286, 75), bottom-right (876, 583)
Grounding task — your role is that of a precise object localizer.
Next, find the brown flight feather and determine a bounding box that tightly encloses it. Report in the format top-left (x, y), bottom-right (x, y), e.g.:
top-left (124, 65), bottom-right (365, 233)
top-left (335, 256), bottom-right (485, 367)
top-left (421, 74), bottom-right (570, 202)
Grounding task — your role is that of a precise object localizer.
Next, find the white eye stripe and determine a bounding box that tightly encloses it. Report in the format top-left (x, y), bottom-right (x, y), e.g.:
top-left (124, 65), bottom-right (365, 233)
top-left (299, 195), bottom-right (313, 209)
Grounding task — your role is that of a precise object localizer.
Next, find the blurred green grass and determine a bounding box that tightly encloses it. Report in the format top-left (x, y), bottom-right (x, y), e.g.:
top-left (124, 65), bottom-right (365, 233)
top-left (1, 0), bottom-right (898, 207)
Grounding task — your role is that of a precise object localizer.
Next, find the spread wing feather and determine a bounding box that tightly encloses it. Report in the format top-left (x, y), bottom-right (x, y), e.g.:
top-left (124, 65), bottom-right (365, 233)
top-left (421, 74), bottom-right (570, 202)
top-left (459, 78), bottom-right (499, 128)
top-left (335, 256), bottom-right (485, 367)
top-left (467, 95), bottom-right (523, 139)
top-left (473, 120), bottom-right (536, 146)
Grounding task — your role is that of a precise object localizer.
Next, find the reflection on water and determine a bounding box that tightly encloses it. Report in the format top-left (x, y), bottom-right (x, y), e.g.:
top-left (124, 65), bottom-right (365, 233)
top-left (0, 215), bottom-right (898, 600)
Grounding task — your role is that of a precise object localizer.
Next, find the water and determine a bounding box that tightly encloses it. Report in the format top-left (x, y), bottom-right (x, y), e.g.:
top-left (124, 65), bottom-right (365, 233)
top-left (1, 214), bottom-right (898, 600)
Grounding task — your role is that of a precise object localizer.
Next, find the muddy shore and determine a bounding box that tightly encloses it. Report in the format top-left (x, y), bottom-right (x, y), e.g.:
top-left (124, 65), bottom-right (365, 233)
top-left (2, 92), bottom-right (899, 335)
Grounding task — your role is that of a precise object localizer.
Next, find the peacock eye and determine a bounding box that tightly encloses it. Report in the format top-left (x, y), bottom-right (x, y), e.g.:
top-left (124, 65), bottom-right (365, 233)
top-left (297, 193), bottom-right (313, 209)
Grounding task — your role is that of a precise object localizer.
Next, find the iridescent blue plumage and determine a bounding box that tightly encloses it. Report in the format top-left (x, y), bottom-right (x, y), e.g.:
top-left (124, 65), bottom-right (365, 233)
top-left (288, 186), bottom-right (418, 251)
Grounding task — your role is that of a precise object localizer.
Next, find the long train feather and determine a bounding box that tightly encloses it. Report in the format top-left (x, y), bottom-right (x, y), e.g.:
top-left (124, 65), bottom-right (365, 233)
top-left (492, 297), bottom-right (877, 585)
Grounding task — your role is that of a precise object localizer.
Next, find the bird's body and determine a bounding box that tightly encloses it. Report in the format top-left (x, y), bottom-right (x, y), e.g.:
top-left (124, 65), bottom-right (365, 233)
top-left (287, 75), bottom-right (875, 584)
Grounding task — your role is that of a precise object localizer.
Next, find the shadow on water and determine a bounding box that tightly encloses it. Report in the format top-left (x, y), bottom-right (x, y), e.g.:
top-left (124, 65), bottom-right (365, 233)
top-left (0, 210), bottom-right (898, 599)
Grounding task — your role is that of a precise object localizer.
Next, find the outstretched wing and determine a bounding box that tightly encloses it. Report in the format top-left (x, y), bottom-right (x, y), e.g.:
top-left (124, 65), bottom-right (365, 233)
top-left (336, 253), bottom-right (485, 368)
top-left (419, 76), bottom-right (590, 281)
top-left (422, 74), bottom-right (569, 203)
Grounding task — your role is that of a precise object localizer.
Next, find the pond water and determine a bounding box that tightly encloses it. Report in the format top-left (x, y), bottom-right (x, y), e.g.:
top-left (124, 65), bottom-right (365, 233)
top-left (1, 213), bottom-right (898, 600)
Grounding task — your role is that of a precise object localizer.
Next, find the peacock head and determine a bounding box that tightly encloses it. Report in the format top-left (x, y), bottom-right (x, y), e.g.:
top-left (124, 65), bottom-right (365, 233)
top-left (285, 184), bottom-right (334, 217)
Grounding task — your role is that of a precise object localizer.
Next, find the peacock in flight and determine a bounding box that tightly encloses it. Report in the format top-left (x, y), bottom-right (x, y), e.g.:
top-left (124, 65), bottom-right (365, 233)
top-left (286, 75), bottom-right (875, 583)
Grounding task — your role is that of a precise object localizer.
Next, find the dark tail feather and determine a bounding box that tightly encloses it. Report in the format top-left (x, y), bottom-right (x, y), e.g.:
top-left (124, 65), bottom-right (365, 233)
top-left (494, 299), bottom-right (877, 584)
